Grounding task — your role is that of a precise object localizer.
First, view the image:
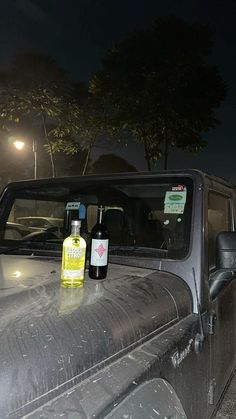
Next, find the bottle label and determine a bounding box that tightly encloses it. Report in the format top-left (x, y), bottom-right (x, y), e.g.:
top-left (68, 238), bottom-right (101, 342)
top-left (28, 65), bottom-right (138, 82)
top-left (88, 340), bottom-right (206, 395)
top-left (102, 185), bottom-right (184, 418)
top-left (90, 239), bottom-right (109, 266)
top-left (61, 239), bottom-right (86, 281)
top-left (62, 269), bottom-right (84, 278)
top-left (66, 247), bottom-right (83, 258)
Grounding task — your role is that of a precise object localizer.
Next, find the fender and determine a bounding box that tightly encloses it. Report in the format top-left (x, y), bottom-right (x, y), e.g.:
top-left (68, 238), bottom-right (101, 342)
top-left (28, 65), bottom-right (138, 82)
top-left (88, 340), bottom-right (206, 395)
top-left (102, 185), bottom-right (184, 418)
top-left (105, 378), bottom-right (187, 419)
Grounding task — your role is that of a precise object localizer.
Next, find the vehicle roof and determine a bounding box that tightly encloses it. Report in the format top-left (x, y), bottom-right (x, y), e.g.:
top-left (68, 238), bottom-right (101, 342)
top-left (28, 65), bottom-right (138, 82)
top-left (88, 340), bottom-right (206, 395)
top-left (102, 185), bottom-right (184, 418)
top-left (2, 169), bottom-right (236, 191)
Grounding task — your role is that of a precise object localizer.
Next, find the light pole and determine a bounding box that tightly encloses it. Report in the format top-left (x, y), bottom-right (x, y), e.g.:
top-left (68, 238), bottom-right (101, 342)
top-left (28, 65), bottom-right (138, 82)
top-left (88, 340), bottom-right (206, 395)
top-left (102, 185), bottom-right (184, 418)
top-left (32, 138), bottom-right (37, 180)
top-left (13, 138), bottom-right (37, 179)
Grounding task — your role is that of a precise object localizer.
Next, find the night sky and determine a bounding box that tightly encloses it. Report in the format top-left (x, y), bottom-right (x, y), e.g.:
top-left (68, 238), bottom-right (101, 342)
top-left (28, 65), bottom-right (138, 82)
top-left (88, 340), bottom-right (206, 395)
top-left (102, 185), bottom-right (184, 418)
top-left (1, 0), bottom-right (236, 181)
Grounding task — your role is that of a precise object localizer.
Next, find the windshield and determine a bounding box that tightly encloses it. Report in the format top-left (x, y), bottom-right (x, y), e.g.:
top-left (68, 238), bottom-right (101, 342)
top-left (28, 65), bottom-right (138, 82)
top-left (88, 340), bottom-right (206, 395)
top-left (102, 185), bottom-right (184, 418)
top-left (0, 176), bottom-right (193, 260)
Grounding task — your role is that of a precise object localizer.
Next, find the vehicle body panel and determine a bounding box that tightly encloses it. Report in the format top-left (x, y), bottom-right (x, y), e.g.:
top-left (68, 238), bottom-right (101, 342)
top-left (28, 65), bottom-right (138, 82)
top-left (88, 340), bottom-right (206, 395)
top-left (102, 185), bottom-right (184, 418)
top-left (0, 261), bottom-right (191, 417)
top-left (204, 175), bottom-right (236, 417)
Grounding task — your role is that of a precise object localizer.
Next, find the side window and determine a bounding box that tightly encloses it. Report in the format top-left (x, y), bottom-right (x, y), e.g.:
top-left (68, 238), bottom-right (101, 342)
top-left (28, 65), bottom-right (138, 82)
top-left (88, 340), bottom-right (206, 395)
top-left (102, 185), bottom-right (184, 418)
top-left (208, 192), bottom-right (231, 271)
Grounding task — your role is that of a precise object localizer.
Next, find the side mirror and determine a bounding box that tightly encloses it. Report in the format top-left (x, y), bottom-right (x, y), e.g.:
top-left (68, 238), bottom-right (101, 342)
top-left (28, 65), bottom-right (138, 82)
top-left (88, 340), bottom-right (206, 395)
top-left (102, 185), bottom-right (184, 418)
top-left (216, 231), bottom-right (236, 269)
top-left (209, 232), bottom-right (236, 299)
top-left (209, 269), bottom-right (235, 300)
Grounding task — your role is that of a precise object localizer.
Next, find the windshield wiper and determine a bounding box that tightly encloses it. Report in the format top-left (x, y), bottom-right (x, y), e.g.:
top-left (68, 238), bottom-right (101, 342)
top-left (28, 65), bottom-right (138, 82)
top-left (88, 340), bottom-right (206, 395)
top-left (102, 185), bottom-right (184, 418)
top-left (0, 238), bottom-right (62, 255)
top-left (0, 241), bottom-right (40, 255)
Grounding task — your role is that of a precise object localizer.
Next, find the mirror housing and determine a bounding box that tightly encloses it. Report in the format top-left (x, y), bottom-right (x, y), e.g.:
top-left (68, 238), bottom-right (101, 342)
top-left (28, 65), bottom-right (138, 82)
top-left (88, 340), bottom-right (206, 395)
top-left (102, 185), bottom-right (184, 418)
top-left (209, 269), bottom-right (235, 300)
top-left (209, 232), bottom-right (236, 299)
top-left (216, 231), bottom-right (236, 270)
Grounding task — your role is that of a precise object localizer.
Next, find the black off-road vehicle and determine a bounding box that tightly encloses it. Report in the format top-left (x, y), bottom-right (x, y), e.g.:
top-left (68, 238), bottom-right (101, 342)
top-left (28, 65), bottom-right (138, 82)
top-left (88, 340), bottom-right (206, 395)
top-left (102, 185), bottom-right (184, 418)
top-left (0, 170), bottom-right (235, 418)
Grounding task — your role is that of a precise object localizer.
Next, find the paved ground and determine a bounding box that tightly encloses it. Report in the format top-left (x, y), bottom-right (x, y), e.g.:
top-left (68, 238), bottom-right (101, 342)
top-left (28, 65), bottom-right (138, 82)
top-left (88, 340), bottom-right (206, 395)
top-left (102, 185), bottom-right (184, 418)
top-left (215, 371), bottom-right (236, 418)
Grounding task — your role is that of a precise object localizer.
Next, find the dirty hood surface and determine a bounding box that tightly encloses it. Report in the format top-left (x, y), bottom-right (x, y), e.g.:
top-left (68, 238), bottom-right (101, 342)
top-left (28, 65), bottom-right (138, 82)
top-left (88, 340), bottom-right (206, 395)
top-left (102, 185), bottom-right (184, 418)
top-left (0, 255), bottom-right (192, 417)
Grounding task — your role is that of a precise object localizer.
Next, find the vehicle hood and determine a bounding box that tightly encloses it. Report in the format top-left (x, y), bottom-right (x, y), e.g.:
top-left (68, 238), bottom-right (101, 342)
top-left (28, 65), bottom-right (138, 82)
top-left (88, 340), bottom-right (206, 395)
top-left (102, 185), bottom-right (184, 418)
top-left (0, 255), bottom-right (192, 417)
top-left (0, 254), bottom-right (60, 297)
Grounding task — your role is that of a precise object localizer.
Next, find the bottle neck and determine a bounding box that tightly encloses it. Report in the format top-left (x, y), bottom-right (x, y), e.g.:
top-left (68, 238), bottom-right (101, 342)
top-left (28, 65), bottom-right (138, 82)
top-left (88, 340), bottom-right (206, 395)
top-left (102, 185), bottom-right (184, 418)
top-left (98, 206), bottom-right (104, 224)
top-left (71, 225), bottom-right (81, 236)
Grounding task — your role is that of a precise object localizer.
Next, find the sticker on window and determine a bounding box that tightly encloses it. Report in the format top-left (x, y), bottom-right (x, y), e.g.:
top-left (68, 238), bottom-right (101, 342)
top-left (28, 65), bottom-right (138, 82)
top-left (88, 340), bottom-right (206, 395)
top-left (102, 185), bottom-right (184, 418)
top-left (66, 202), bottom-right (80, 210)
top-left (171, 184), bottom-right (185, 191)
top-left (164, 190), bottom-right (187, 214)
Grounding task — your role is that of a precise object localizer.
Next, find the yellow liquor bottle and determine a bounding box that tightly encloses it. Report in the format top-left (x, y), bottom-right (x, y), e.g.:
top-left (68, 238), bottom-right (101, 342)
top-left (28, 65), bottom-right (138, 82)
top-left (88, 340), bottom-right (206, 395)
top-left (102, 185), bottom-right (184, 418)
top-left (60, 220), bottom-right (86, 288)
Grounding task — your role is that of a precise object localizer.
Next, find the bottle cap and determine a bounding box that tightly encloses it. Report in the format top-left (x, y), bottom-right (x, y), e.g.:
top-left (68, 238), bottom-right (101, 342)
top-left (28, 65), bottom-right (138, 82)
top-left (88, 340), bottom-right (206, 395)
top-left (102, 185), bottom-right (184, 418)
top-left (71, 220), bottom-right (81, 227)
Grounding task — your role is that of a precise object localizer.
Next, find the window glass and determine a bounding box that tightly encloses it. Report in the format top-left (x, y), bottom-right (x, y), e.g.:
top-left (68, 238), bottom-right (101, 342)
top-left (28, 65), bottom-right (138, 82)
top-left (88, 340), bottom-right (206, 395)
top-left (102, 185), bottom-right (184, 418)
top-left (0, 177), bottom-right (193, 260)
top-left (85, 181), bottom-right (193, 259)
top-left (5, 198), bottom-right (64, 238)
top-left (87, 205), bottom-right (124, 232)
top-left (208, 192), bottom-right (230, 271)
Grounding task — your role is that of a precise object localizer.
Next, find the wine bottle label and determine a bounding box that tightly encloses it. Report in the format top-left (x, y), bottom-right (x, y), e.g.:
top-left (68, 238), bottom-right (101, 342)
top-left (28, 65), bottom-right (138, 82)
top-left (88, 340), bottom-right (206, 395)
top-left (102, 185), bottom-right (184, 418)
top-left (90, 239), bottom-right (109, 266)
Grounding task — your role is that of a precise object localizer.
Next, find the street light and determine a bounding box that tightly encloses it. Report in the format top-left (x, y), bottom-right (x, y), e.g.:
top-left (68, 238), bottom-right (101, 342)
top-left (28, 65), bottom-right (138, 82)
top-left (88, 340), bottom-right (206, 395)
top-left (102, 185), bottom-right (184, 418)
top-left (13, 137), bottom-right (37, 179)
top-left (13, 140), bottom-right (24, 150)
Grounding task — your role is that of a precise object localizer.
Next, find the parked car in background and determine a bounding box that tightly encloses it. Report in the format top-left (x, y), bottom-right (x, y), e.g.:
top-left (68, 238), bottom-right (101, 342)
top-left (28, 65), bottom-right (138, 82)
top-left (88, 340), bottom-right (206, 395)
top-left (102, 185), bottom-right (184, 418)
top-left (16, 216), bottom-right (63, 232)
top-left (5, 221), bottom-right (30, 240)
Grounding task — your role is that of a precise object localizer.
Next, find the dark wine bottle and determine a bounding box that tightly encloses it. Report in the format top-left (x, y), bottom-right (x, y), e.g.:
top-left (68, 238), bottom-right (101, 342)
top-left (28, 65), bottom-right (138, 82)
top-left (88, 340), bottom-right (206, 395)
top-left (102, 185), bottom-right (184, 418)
top-left (89, 205), bottom-right (109, 279)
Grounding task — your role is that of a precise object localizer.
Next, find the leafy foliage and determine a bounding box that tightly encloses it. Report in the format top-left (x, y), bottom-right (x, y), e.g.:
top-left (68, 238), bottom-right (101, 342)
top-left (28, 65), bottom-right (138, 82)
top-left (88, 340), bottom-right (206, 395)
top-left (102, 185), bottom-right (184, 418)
top-left (89, 16), bottom-right (227, 169)
top-left (0, 52), bottom-right (122, 177)
top-left (0, 53), bottom-right (69, 121)
top-left (0, 53), bottom-right (86, 176)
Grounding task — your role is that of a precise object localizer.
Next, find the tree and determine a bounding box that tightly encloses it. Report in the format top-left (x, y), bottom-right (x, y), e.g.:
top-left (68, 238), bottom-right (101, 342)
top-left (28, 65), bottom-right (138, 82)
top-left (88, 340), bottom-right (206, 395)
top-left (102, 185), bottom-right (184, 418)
top-left (58, 95), bottom-right (123, 175)
top-left (91, 154), bottom-right (137, 174)
top-left (89, 16), bottom-right (227, 170)
top-left (0, 53), bottom-right (86, 177)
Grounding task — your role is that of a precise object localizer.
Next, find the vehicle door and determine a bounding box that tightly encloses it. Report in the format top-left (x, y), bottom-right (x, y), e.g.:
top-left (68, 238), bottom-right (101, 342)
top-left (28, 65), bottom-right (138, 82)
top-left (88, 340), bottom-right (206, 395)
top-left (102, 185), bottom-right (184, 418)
top-left (207, 189), bottom-right (236, 413)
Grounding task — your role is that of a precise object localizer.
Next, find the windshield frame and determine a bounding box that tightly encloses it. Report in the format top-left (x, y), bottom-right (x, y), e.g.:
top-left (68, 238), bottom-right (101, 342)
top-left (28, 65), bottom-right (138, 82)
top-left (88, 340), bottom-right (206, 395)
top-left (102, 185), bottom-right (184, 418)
top-left (0, 173), bottom-right (194, 262)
